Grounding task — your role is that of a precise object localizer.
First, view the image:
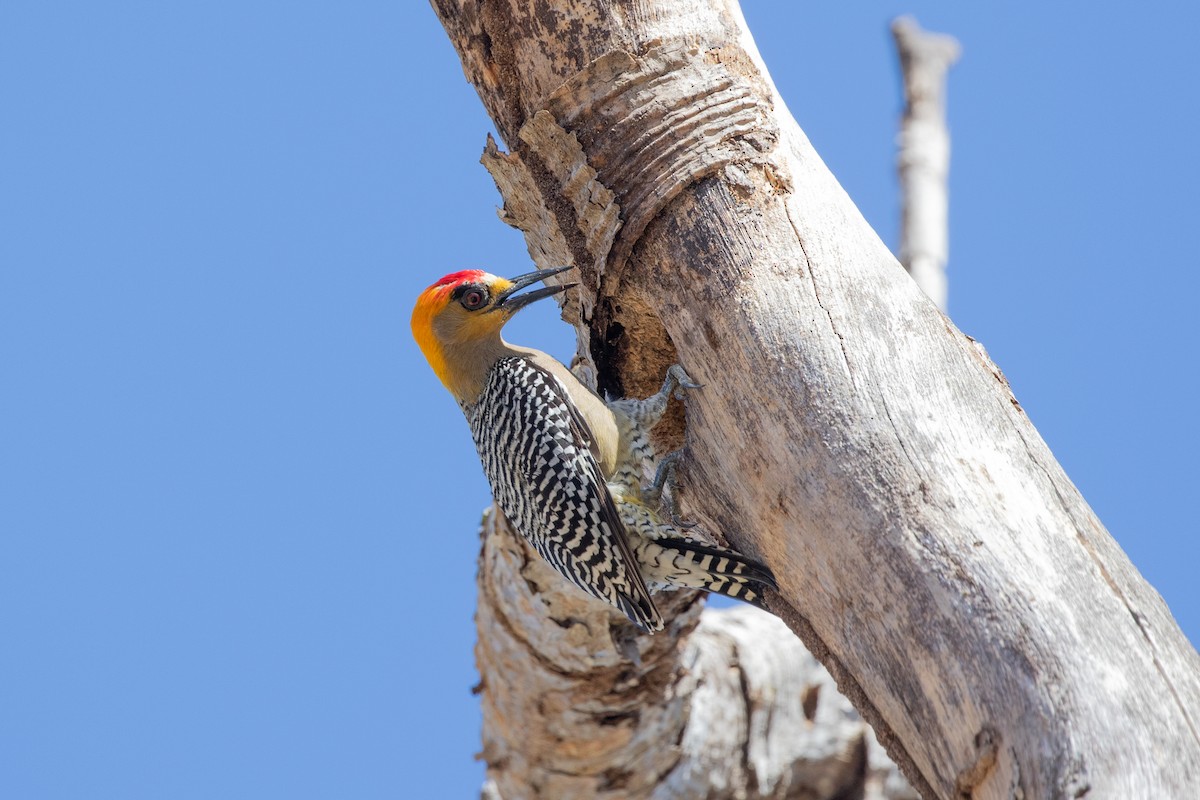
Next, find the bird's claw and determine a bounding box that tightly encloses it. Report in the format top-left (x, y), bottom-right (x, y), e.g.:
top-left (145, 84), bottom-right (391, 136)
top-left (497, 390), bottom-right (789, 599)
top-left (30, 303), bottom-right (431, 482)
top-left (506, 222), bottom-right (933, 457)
top-left (647, 450), bottom-right (698, 526)
top-left (671, 513), bottom-right (699, 529)
top-left (666, 364), bottom-right (702, 399)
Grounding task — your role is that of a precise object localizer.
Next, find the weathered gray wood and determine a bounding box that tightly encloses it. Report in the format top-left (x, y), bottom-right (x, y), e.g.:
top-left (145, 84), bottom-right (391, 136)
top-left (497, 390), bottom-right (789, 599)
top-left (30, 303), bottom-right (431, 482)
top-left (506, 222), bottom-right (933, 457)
top-left (433, 1), bottom-right (1200, 797)
top-left (893, 16), bottom-right (959, 311)
top-left (475, 510), bottom-right (912, 800)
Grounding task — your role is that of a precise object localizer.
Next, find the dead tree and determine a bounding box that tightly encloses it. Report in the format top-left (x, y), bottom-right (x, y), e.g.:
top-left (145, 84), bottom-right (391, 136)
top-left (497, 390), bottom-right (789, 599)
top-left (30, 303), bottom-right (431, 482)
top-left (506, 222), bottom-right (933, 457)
top-left (431, 1), bottom-right (1200, 797)
top-left (893, 16), bottom-right (959, 311)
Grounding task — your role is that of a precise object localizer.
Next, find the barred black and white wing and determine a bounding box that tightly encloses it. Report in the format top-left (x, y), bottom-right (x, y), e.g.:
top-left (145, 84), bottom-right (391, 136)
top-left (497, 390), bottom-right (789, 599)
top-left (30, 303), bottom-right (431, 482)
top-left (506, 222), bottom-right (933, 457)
top-left (464, 356), bottom-right (663, 632)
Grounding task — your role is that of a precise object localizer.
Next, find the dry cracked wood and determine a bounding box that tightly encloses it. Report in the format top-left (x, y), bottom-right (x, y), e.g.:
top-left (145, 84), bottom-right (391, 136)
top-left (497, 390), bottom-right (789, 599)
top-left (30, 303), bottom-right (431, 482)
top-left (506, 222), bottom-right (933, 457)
top-left (476, 511), bottom-right (914, 800)
top-left (431, 1), bottom-right (1200, 797)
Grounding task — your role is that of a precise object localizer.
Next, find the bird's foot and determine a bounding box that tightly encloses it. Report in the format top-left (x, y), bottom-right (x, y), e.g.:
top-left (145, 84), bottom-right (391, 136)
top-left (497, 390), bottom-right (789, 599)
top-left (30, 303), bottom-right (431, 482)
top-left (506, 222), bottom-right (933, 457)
top-left (646, 450), bottom-right (697, 528)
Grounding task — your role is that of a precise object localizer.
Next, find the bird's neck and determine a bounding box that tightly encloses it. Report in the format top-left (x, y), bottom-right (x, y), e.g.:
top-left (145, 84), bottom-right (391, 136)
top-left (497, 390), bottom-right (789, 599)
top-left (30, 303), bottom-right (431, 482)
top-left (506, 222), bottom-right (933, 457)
top-left (441, 335), bottom-right (519, 406)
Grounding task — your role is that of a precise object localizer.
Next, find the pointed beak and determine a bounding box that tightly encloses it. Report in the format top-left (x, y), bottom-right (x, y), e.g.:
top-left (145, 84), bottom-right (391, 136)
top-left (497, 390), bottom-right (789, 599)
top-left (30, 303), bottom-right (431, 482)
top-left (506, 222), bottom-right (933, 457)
top-left (493, 265), bottom-right (576, 314)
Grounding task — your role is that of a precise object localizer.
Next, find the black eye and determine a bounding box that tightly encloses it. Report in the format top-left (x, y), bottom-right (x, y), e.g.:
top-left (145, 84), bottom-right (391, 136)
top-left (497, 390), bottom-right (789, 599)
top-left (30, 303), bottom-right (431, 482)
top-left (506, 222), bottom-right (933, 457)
top-left (460, 287), bottom-right (488, 311)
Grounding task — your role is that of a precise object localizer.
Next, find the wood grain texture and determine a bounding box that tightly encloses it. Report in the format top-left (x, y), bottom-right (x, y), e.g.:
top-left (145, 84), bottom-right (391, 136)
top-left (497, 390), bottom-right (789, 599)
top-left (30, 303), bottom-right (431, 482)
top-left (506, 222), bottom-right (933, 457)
top-left (433, 1), bottom-right (1200, 796)
top-left (476, 510), bottom-right (912, 800)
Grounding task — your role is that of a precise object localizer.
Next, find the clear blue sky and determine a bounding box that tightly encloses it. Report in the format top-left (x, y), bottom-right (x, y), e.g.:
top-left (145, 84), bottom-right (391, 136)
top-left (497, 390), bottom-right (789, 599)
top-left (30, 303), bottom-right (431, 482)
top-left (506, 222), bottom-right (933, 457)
top-left (3, 2), bottom-right (1196, 797)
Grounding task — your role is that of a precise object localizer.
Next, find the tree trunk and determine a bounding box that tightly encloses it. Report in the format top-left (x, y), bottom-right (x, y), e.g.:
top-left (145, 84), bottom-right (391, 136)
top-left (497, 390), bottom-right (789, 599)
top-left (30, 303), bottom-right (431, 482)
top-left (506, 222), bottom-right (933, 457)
top-left (432, 1), bottom-right (1200, 797)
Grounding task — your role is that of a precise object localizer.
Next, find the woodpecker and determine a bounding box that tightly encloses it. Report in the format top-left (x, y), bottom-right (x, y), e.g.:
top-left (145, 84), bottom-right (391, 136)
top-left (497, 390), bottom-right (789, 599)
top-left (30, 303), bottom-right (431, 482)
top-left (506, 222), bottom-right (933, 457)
top-left (412, 266), bottom-right (776, 632)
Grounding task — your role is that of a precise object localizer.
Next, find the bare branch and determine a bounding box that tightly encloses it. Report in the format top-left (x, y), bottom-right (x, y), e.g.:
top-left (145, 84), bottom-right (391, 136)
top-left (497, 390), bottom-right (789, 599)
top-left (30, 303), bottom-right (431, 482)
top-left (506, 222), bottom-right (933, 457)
top-left (892, 16), bottom-right (960, 311)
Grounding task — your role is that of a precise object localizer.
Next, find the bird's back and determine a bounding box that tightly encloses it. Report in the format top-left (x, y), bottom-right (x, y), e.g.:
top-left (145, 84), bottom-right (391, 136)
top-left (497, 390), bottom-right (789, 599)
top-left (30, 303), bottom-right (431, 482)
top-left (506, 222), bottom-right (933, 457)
top-left (463, 355), bottom-right (663, 631)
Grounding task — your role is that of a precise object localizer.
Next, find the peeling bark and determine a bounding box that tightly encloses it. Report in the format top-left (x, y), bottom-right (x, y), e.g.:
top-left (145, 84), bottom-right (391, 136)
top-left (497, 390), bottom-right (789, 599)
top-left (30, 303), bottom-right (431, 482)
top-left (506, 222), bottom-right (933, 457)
top-left (476, 511), bottom-right (914, 800)
top-left (432, 1), bottom-right (1200, 798)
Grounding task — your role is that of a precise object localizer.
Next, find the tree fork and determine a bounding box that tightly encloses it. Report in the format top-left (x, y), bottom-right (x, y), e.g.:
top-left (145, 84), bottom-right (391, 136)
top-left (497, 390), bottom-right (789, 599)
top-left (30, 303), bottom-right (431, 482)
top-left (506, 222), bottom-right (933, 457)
top-left (433, 1), bottom-right (1200, 797)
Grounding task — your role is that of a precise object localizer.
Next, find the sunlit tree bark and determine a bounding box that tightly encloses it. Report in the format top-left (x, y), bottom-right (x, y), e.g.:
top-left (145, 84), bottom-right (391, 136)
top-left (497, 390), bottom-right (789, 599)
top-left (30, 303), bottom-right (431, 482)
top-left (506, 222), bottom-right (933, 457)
top-left (892, 16), bottom-right (959, 311)
top-left (431, 1), bottom-right (1200, 797)
top-left (474, 509), bottom-right (912, 800)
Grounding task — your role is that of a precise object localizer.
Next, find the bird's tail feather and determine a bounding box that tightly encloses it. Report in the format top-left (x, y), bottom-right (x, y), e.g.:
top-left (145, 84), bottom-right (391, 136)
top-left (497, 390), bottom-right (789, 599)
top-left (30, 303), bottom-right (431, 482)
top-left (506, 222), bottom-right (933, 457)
top-left (647, 537), bottom-right (777, 609)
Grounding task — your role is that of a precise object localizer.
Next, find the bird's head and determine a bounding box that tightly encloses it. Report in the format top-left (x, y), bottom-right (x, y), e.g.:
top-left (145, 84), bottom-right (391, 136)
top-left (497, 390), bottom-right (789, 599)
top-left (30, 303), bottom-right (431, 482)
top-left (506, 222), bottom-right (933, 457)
top-left (411, 266), bottom-right (575, 397)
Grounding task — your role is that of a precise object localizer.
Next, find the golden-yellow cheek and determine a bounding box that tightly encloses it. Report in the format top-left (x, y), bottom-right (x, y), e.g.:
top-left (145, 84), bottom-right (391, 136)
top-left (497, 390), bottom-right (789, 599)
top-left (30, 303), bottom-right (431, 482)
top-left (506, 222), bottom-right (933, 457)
top-left (411, 289), bottom-right (510, 394)
top-left (412, 297), bottom-right (453, 390)
top-left (456, 309), bottom-right (508, 340)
